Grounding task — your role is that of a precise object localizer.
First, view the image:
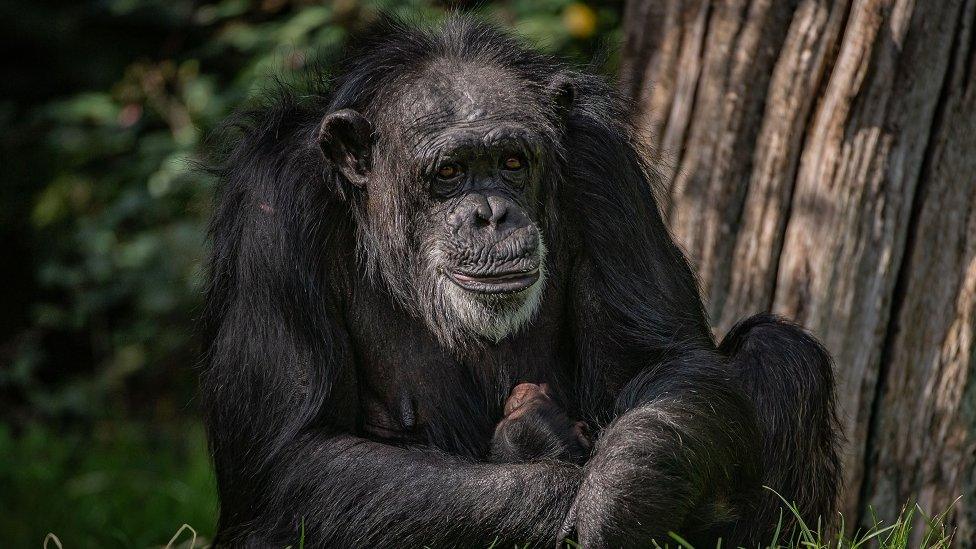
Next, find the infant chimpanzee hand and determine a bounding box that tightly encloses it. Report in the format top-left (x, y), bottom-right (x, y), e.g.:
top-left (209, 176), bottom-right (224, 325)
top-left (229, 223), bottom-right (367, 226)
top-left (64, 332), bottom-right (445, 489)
top-left (489, 383), bottom-right (591, 464)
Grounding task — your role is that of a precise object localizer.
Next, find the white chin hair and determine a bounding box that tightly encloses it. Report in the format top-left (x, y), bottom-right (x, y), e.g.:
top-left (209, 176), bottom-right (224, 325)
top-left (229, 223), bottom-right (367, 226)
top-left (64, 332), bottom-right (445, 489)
top-left (442, 268), bottom-right (546, 343)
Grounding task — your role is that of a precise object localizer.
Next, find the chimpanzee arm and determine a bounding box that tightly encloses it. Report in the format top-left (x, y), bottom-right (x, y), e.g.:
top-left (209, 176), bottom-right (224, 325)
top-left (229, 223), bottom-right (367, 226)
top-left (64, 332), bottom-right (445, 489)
top-left (208, 344), bottom-right (581, 547)
top-left (563, 353), bottom-right (762, 547)
top-left (557, 89), bottom-right (763, 546)
top-left (223, 432), bottom-right (580, 546)
top-left (203, 303), bottom-right (582, 547)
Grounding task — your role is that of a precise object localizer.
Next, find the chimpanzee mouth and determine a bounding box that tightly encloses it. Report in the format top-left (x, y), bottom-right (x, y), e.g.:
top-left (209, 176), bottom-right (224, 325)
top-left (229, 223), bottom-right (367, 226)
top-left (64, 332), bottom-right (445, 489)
top-left (446, 268), bottom-right (541, 295)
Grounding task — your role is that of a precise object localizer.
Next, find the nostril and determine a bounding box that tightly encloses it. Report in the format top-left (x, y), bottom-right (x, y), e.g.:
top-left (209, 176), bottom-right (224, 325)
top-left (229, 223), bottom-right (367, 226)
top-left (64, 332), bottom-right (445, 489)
top-left (487, 196), bottom-right (510, 229)
top-left (490, 206), bottom-right (508, 228)
top-left (474, 203), bottom-right (492, 227)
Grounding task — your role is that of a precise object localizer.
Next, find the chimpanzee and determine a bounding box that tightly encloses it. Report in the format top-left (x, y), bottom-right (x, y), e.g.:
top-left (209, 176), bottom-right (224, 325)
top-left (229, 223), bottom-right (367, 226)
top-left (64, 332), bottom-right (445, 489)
top-left (201, 15), bottom-right (840, 548)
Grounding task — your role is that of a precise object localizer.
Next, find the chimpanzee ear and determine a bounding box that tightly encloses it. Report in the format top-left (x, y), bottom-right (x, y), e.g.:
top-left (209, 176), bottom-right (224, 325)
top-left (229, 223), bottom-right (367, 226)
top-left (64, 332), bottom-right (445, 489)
top-left (546, 75), bottom-right (576, 122)
top-left (317, 109), bottom-right (373, 188)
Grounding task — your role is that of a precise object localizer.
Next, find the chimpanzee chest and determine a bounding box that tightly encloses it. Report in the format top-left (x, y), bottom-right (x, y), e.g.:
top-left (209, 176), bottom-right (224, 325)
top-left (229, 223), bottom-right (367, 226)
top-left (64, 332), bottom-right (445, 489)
top-left (345, 292), bottom-right (573, 458)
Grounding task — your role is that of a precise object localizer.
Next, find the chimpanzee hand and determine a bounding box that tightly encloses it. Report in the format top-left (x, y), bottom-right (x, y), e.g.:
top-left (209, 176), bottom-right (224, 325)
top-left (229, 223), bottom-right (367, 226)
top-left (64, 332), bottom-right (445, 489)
top-left (489, 383), bottom-right (591, 464)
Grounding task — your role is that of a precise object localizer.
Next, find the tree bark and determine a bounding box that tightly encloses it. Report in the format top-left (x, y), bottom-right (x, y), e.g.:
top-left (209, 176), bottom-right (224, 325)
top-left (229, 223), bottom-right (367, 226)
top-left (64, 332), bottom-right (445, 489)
top-left (621, 0), bottom-right (976, 541)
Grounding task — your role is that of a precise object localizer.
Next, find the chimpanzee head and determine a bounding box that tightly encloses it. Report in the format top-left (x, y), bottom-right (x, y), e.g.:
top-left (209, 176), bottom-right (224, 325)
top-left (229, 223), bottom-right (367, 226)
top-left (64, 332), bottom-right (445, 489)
top-left (317, 35), bottom-right (572, 349)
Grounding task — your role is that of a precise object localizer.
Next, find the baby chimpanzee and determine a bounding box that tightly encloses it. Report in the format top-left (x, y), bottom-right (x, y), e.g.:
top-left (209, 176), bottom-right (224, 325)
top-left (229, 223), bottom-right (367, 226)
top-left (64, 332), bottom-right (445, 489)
top-left (491, 383), bottom-right (591, 464)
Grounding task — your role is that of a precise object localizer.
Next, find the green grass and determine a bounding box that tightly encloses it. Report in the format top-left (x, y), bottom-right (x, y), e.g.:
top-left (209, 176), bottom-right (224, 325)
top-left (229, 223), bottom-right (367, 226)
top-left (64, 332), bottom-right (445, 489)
top-left (646, 489), bottom-right (957, 549)
top-left (740, 489), bottom-right (958, 549)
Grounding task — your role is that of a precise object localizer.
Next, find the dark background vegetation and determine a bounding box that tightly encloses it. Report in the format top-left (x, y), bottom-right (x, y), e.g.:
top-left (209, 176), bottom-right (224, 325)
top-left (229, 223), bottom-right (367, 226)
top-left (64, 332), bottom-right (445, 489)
top-left (0, 1), bottom-right (622, 545)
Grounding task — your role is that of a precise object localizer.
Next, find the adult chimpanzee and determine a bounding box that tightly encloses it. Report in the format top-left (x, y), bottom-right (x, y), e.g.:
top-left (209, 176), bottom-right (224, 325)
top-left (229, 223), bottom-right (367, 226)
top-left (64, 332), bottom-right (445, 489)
top-left (201, 15), bottom-right (840, 548)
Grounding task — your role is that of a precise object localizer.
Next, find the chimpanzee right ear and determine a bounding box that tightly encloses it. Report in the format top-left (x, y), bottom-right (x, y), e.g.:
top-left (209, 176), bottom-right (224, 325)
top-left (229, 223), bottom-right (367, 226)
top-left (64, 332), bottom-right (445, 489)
top-left (546, 74), bottom-right (576, 123)
top-left (317, 109), bottom-right (373, 189)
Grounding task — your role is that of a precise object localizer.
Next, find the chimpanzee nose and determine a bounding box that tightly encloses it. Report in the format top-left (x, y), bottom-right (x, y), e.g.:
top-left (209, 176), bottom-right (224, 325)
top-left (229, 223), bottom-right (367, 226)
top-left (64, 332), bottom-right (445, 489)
top-left (473, 194), bottom-right (509, 228)
top-left (449, 192), bottom-right (530, 235)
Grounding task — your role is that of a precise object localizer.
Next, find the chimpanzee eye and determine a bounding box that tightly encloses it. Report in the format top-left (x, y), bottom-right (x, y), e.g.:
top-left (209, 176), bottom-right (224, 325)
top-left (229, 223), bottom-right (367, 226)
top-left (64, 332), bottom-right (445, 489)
top-left (502, 156), bottom-right (524, 171)
top-left (436, 162), bottom-right (464, 180)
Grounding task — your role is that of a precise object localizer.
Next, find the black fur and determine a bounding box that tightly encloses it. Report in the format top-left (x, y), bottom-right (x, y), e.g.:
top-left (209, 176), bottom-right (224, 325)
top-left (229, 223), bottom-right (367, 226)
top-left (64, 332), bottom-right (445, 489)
top-left (201, 15), bottom-right (840, 548)
top-left (489, 383), bottom-right (591, 464)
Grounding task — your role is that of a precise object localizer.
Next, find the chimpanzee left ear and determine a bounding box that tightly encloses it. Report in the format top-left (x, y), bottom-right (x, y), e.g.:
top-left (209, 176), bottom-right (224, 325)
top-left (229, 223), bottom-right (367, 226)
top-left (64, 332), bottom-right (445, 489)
top-left (317, 108), bottom-right (373, 189)
top-left (546, 74), bottom-right (576, 122)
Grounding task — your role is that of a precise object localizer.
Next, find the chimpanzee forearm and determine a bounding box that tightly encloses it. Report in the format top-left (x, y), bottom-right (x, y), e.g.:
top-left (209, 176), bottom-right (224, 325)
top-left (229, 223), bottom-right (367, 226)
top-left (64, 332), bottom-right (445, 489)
top-left (218, 430), bottom-right (581, 547)
top-left (563, 351), bottom-right (763, 547)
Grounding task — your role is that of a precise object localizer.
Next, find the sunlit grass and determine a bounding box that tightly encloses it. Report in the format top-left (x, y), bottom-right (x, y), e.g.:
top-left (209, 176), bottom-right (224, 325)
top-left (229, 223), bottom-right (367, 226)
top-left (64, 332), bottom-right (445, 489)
top-left (551, 488), bottom-right (956, 549)
top-left (653, 488), bottom-right (957, 549)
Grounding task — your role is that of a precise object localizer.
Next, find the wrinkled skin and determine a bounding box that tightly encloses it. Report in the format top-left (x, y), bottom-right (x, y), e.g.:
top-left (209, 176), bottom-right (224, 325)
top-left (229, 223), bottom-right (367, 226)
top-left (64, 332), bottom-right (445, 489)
top-left (335, 57), bottom-right (560, 348)
top-left (201, 16), bottom-right (840, 549)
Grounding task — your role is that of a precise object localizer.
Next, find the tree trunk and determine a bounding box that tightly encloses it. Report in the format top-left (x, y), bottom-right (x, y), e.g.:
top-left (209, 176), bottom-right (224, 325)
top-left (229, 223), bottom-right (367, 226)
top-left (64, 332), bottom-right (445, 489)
top-left (621, 0), bottom-right (976, 541)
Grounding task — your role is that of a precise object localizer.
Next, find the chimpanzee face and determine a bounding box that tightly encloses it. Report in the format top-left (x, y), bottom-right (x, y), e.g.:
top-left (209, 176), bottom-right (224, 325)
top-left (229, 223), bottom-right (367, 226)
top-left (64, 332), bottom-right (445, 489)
top-left (318, 60), bottom-right (565, 348)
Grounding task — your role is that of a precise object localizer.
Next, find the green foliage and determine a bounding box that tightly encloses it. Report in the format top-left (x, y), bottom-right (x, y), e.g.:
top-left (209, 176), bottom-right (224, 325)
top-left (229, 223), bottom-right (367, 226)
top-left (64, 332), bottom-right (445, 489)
top-left (0, 421), bottom-right (216, 548)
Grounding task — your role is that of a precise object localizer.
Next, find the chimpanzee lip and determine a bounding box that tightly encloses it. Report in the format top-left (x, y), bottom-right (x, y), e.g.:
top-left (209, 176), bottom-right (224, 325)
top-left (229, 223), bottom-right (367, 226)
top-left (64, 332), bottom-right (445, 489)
top-left (446, 268), bottom-right (541, 295)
